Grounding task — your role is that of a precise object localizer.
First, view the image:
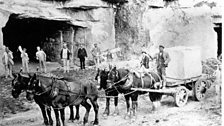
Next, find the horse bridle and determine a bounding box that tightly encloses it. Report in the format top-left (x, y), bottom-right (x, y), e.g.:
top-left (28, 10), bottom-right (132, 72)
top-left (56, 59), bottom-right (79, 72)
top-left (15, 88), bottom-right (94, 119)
top-left (26, 77), bottom-right (55, 96)
top-left (106, 69), bottom-right (129, 92)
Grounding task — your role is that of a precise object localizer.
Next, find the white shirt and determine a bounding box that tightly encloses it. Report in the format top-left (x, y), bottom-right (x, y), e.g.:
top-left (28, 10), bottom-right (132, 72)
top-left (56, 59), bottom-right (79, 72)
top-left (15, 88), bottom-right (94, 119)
top-left (36, 50), bottom-right (46, 61)
top-left (3, 52), bottom-right (8, 65)
top-left (62, 48), bottom-right (68, 59)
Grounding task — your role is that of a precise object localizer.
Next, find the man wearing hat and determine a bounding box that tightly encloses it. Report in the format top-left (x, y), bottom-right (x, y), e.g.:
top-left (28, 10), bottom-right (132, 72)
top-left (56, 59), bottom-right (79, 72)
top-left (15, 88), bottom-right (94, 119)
top-left (91, 43), bottom-right (101, 68)
top-left (153, 45), bottom-right (171, 88)
top-left (78, 44), bottom-right (87, 70)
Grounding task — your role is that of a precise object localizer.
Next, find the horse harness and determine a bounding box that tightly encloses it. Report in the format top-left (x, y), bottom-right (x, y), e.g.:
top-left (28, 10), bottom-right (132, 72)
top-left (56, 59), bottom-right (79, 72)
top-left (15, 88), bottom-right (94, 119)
top-left (28, 77), bottom-right (84, 109)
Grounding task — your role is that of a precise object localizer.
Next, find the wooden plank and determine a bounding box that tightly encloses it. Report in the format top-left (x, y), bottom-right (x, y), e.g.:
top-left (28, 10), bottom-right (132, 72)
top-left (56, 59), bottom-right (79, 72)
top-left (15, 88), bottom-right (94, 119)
top-left (131, 88), bottom-right (176, 94)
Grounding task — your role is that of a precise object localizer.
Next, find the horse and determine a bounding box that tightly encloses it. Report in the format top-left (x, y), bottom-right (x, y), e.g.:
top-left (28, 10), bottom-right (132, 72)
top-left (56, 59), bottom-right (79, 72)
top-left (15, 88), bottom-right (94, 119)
top-left (95, 68), bottom-right (120, 116)
top-left (26, 73), bottom-right (99, 126)
top-left (11, 72), bottom-right (54, 126)
top-left (11, 72), bottom-right (80, 126)
top-left (107, 66), bottom-right (163, 118)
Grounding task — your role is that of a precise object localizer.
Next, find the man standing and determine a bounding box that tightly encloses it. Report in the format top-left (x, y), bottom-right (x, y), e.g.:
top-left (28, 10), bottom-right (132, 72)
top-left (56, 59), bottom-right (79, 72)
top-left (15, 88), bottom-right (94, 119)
top-left (2, 46), bottom-right (14, 78)
top-left (18, 46), bottom-right (29, 73)
top-left (36, 46), bottom-right (47, 73)
top-left (153, 45), bottom-right (171, 88)
top-left (77, 44), bottom-right (87, 70)
top-left (60, 43), bottom-right (70, 73)
top-left (91, 43), bottom-right (101, 67)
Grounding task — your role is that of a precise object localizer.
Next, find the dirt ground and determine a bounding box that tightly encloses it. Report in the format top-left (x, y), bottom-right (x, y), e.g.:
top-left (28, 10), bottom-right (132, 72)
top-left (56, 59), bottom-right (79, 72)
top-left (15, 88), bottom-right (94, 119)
top-left (0, 62), bottom-right (221, 126)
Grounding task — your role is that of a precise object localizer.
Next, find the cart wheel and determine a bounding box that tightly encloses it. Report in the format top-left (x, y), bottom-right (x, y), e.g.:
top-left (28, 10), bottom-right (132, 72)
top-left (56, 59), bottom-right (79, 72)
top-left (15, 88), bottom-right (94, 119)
top-left (193, 78), bottom-right (207, 101)
top-left (174, 86), bottom-right (189, 107)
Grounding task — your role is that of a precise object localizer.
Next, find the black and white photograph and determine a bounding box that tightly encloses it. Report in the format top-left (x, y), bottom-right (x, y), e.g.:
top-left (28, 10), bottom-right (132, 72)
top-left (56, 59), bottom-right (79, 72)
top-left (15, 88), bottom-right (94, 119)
top-left (0, 0), bottom-right (222, 126)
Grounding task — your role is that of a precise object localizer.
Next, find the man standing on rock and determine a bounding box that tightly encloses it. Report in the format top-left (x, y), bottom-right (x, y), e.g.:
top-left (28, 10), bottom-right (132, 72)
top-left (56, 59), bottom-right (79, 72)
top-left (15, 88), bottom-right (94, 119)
top-left (91, 43), bottom-right (101, 68)
top-left (78, 44), bottom-right (87, 70)
top-left (36, 46), bottom-right (47, 73)
top-left (153, 45), bottom-right (171, 88)
top-left (60, 43), bottom-right (71, 73)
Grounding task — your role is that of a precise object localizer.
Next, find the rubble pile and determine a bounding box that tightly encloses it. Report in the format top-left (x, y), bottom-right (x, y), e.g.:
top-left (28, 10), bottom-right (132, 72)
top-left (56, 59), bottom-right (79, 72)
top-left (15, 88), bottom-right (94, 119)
top-left (202, 58), bottom-right (220, 74)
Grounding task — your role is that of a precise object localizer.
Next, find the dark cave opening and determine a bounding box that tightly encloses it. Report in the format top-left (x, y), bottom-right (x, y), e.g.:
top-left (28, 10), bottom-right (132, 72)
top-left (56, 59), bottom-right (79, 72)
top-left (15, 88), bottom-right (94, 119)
top-left (2, 14), bottom-right (72, 62)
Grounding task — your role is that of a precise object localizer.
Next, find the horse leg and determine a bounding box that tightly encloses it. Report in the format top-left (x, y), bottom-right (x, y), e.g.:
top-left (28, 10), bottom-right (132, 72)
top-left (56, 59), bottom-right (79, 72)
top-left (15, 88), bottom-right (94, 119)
top-left (38, 104), bottom-right (49, 125)
top-left (60, 108), bottom-right (66, 126)
top-left (89, 96), bottom-right (99, 125)
top-left (47, 107), bottom-right (53, 126)
top-left (131, 94), bottom-right (138, 119)
top-left (112, 96), bottom-right (119, 116)
top-left (53, 109), bottom-right (61, 126)
top-left (103, 97), bottom-right (110, 116)
top-left (149, 93), bottom-right (162, 111)
top-left (124, 95), bottom-right (131, 119)
top-left (68, 105), bottom-right (74, 122)
top-left (81, 101), bottom-right (91, 126)
top-left (74, 105), bottom-right (80, 121)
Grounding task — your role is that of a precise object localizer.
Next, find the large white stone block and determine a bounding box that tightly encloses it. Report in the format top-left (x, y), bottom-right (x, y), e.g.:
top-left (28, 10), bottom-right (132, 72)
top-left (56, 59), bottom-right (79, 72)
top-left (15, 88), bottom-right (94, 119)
top-left (166, 46), bottom-right (202, 80)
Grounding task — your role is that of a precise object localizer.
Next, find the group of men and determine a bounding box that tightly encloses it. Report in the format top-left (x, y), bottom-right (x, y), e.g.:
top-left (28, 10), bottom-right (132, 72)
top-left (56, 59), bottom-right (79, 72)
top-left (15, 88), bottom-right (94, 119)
top-left (139, 45), bottom-right (171, 88)
top-left (2, 45), bottom-right (46, 78)
top-left (61, 43), bottom-right (101, 72)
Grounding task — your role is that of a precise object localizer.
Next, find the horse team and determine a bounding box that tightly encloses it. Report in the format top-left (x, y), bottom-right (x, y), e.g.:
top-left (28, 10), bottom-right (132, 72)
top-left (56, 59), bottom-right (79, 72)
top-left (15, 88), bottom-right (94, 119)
top-left (11, 66), bottom-right (163, 126)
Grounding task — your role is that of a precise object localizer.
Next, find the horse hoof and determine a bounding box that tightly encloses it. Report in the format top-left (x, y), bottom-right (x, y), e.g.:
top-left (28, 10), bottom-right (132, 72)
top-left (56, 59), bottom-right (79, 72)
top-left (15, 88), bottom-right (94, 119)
top-left (68, 120), bottom-right (73, 123)
top-left (124, 115), bottom-right (131, 120)
top-left (103, 114), bottom-right (108, 117)
top-left (112, 112), bottom-right (119, 116)
top-left (132, 115), bottom-right (137, 120)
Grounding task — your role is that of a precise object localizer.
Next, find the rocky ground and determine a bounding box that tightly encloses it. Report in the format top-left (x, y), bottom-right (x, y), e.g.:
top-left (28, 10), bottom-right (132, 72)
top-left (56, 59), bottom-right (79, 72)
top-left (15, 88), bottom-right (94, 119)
top-left (0, 61), bottom-right (222, 126)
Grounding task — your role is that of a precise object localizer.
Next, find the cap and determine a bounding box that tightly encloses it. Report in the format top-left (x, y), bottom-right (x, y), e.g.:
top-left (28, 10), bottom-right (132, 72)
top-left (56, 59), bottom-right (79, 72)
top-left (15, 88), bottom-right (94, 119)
top-left (141, 48), bottom-right (147, 54)
top-left (159, 45), bottom-right (164, 48)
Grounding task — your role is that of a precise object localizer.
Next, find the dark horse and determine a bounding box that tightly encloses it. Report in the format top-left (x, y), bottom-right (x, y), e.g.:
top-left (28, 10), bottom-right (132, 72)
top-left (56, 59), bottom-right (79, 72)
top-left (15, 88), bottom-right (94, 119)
top-left (107, 66), bottom-right (163, 118)
top-left (26, 73), bottom-right (99, 126)
top-left (95, 68), bottom-right (120, 116)
top-left (11, 73), bottom-right (54, 125)
top-left (11, 72), bottom-right (80, 126)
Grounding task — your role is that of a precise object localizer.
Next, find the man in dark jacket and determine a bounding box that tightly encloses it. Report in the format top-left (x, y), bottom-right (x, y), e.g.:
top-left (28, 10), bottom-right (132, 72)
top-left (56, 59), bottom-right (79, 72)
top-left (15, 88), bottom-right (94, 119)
top-left (78, 44), bottom-right (87, 69)
top-left (153, 45), bottom-right (171, 88)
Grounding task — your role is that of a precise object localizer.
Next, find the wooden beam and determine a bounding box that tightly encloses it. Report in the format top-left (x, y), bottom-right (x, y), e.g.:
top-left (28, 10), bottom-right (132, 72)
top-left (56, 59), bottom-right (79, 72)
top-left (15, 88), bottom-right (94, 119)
top-left (131, 88), bottom-right (176, 94)
top-left (70, 27), bottom-right (74, 66)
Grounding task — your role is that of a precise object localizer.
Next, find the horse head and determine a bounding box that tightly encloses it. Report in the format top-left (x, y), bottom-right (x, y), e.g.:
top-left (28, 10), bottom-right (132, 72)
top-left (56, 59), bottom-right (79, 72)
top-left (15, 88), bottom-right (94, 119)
top-left (95, 68), bottom-right (109, 90)
top-left (26, 74), bottom-right (40, 101)
top-left (26, 74), bottom-right (57, 101)
top-left (11, 73), bottom-right (31, 98)
top-left (107, 66), bottom-right (131, 90)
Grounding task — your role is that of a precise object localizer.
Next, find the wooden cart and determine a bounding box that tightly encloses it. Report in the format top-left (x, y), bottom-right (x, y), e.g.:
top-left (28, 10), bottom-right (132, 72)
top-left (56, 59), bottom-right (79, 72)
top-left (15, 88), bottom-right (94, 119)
top-left (131, 74), bottom-right (215, 107)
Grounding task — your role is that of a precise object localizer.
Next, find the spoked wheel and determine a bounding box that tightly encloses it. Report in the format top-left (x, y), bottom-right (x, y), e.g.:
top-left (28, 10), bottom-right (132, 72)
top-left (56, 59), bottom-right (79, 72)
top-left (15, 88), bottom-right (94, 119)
top-left (193, 79), bottom-right (208, 101)
top-left (174, 86), bottom-right (189, 107)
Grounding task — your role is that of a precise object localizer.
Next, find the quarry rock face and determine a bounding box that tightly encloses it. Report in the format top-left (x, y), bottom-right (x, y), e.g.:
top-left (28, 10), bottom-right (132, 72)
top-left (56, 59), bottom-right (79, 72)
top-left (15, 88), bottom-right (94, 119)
top-left (0, 10), bottom-right (10, 76)
top-left (115, 0), bottom-right (219, 60)
top-left (64, 7), bottom-right (116, 60)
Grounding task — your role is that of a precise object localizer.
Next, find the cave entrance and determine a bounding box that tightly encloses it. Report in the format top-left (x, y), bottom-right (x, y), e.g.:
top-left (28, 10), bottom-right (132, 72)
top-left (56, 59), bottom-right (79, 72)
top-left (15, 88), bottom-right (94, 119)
top-left (2, 14), bottom-right (75, 62)
top-left (214, 23), bottom-right (222, 57)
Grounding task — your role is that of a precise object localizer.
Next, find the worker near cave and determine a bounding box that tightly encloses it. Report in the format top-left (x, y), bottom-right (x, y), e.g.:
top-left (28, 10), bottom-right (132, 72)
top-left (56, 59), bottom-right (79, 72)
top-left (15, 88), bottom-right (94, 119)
top-left (2, 46), bottom-right (14, 78)
top-left (91, 43), bottom-right (101, 68)
top-left (36, 46), bottom-right (47, 73)
top-left (77, 43), bottom-right (87, 70)
top-left (60, 43), bottom-right (71, 73)
top-left (18, 45), bottom-right (29, 73)
top-left (153, 45), bottom-right (171, 88)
